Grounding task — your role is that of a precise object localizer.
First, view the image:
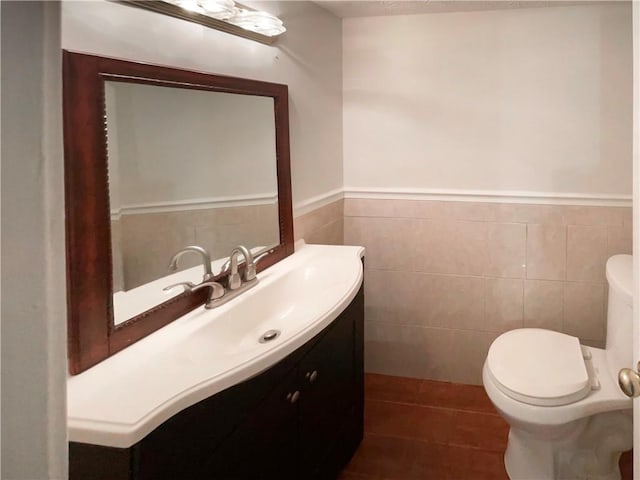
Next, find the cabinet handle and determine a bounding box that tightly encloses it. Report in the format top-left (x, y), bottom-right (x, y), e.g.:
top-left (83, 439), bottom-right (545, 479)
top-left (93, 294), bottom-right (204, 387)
top-left (286, 391), bottom-right (300, 404)
top-left (305, 370), bottom-right (318, 383)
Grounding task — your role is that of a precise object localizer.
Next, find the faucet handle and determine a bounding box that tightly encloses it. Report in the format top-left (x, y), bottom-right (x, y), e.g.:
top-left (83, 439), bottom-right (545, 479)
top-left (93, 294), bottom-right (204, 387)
top-left (219, 248), bottom-right (272, 279)
top-left (162, 281), bottom-right (197, 292)
top-left (219, 246), bottom-right (253, 289)
top-left (227, 271), bottom-right (242, 291)
top-left (218, 245), bottom-right (252, 274)
top-left (218, 260), bottom-right (241, 290)
top-left (244, 250), bottom-right (271, 282)
top-left (191, 281), bottom-right (225, 308)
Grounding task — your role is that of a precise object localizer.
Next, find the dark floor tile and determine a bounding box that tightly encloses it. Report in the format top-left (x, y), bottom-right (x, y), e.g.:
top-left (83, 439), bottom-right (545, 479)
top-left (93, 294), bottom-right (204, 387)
top-left (365, 400), bottom-right (455, 443)
top-left (365, 373), bottom-right (422, 404)
top-left (465, 448), bottom-right (509, 480)
top-left (345, 433), bottom-right (414, 477)
top-left (336, 471), bottom-right (373, 480)
top-left (344, 376), bottom-right (634, 480)
top-left (417, 379), bottom-right (497, 414)
top-left (448, 410), bottom-right (509, 452)
top-left (403, 440), bottom-right (509, 480)
top-left (405, 441), bottom-right (468, 480)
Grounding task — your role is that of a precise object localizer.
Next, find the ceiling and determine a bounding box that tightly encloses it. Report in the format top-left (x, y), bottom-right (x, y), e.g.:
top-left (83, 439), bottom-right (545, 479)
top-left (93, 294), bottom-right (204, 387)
top-left (313, 1), bottom-right (623, 18)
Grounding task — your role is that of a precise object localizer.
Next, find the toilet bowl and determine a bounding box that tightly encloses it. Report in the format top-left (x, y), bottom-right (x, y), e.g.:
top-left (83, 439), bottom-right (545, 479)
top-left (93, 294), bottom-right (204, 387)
top-left (483, 255), bottom-right (633, 480)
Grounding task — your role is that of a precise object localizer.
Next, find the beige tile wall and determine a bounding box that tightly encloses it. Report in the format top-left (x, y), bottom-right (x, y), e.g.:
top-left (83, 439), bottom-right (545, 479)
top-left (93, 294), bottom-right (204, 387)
top-left (111, 199), bottom-right (344, 293)
top-left (114, 204), bottom-right (280, 290)
top-left (343, 199), bottom-right (632, 385)
top-left (294, 199), bottom-right (344, 245)
top-left (113, 196), bottom-right (629, 386)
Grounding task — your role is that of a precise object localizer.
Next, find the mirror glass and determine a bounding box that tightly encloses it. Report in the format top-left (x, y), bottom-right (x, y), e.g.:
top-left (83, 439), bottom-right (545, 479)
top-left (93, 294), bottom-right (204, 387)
top-left (105, 81), bottom-right (280, 324)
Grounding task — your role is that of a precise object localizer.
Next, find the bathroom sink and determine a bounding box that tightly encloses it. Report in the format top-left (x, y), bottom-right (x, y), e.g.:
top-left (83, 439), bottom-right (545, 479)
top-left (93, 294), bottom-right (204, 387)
top-left (184, 253), bottom-right (357, 358)
top-left (67, 242), bottom-right (364, 448)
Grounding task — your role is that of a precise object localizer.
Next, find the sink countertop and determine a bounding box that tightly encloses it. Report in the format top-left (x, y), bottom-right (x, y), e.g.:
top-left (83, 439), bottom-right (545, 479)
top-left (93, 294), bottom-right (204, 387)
top-left (67, 242), bottom-right (365, 448)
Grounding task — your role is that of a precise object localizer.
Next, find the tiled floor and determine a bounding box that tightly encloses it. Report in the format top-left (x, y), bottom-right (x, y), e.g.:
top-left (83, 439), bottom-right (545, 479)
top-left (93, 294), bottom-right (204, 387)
top-left (339, 374), bottom-right (633, 480)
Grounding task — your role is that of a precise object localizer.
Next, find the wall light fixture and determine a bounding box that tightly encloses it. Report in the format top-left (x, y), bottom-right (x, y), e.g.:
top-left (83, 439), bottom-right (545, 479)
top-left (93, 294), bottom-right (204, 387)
top-left (119, 0), bottom-right (286, 45)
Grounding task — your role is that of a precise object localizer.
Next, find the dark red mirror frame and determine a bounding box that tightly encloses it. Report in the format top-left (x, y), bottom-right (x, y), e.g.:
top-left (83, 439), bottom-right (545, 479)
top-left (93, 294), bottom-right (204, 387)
top-left (63, 50), bottom-right (294, 375)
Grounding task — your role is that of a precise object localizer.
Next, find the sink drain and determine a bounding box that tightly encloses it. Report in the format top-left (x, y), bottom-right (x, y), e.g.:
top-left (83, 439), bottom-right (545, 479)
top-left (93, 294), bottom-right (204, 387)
top-left (259, 329), bottom-right (281, 343)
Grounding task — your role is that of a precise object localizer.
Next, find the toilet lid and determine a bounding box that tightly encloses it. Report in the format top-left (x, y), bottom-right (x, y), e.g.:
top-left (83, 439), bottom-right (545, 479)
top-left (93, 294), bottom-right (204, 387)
top-left (486, 329), bottom-right (590, 407)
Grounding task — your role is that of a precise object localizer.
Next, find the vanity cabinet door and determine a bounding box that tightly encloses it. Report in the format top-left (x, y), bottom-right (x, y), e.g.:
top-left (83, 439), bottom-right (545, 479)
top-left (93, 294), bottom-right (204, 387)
top-left (298, 294), bottom-right (361, 479)
top-left (69, 443), bottom-right (133, 480)
top-left (201, 366), bottom-right (300, 480)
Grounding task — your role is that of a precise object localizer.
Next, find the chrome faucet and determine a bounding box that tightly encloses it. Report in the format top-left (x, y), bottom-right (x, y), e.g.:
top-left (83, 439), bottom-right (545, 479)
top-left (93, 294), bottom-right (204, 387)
top-left (168, 246), bottom-right (213, 282)
top-left (219, 247), bottom-right (271, 283)
top-left (222, 245), bottom-right (255, 290)
top-left (163, 245), bottom-right (267, 310)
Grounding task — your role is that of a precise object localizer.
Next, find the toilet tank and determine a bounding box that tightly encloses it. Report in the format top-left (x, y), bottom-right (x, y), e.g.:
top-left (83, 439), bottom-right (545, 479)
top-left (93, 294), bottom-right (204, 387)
top-left (605, 254), bottom-right (633, 378)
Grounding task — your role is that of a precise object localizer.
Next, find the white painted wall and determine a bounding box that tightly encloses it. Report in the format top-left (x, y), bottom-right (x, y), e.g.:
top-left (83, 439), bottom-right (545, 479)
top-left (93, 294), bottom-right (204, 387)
top-left (1, 2), bottom-right (67, 479)
top-left (62, 0), bottom-right (343, 211)
top-left (343, 4), bottom-right (633, 198)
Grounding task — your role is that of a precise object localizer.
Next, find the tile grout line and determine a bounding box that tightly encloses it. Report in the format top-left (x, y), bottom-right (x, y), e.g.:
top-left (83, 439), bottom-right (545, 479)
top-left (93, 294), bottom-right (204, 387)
top-left (357, 431), bottom-right (508, 454)
top-left (562, 224), bottom-right (568, 333)
top-left (523, 223), bottom-right (529, 328)
top-left (363, 266), bottom-right (606, 286)
top-left (364, 397), bottom-right (500, 417)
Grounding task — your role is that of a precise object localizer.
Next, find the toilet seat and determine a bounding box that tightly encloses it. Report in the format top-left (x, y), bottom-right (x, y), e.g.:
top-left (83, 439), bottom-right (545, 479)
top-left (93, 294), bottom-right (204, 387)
top-left (486, 329), bottom-right (591, 407)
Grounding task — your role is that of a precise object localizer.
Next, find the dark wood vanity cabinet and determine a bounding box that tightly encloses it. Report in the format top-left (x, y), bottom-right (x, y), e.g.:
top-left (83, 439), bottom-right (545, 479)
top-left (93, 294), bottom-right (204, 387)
top-left (70, 285), bottom-right (364, 480)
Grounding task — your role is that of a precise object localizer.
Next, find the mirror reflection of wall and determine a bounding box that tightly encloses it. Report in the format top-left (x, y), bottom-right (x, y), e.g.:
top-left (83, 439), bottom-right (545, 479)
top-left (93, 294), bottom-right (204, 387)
top-left (105, 82), bottom-right (280, 292)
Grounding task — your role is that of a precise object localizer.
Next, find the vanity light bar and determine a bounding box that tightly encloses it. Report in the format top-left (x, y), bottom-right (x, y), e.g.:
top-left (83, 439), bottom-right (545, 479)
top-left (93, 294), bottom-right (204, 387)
top-left (118, 0), bottom-right (286, 45)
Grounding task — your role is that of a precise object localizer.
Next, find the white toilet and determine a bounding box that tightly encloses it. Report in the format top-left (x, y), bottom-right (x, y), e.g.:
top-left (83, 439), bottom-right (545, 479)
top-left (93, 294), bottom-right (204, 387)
top-left (483, 254), bottom-right (633, 480)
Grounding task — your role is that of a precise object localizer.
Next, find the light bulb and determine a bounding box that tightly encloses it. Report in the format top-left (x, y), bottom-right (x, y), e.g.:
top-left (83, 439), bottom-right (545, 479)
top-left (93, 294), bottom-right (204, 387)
top-left (229, 9), bottom-right (286, 37)
top-left (198, 0), bottom-right (237, 20)
top-left (174, 0), bottom-right (204, 14)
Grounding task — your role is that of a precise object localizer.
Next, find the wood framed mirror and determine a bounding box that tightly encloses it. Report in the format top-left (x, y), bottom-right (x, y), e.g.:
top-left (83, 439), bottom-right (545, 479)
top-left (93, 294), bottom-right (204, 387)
top-left (63, 50), bottom-right (294, 375)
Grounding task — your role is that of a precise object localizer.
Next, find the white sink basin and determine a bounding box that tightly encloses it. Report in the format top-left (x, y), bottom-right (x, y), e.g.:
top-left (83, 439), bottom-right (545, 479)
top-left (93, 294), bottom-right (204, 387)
top-left (67, 242), bottom-right (364, 448)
